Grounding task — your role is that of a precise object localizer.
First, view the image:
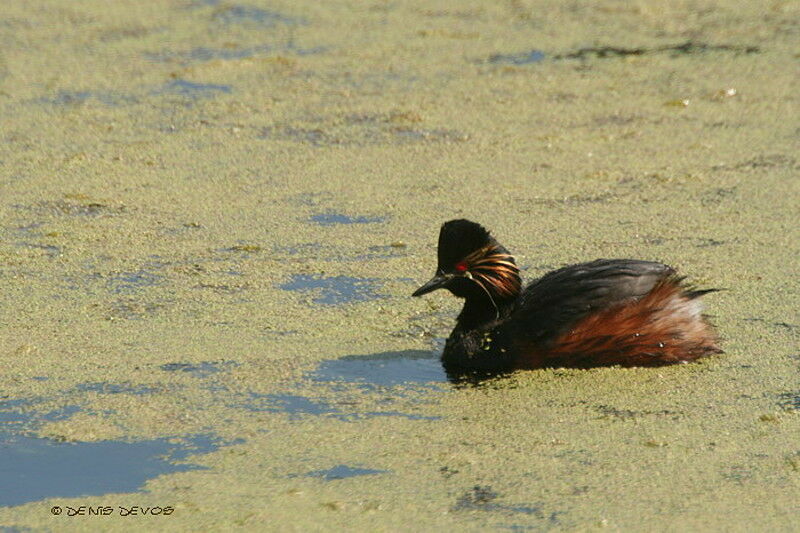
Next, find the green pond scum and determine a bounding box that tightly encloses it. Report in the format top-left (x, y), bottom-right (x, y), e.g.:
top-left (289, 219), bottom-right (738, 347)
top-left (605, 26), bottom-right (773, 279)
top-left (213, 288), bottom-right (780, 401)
top-left (1, 0), bottom-right (798, 531)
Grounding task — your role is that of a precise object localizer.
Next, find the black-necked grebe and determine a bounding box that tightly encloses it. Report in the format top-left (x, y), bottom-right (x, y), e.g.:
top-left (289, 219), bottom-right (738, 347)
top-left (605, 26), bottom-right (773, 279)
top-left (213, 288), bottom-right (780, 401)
top-left (413, 219), bottom-right (721, 374)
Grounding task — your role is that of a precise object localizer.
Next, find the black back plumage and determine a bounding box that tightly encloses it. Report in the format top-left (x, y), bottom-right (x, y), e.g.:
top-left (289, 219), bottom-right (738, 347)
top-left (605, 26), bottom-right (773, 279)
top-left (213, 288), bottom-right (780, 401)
top-left (507, 259), bottom-right (674, 345)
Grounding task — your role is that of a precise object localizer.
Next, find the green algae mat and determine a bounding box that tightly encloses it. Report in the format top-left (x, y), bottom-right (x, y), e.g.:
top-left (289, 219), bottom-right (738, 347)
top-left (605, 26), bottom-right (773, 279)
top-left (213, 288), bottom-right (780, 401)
top-left (1, 1), bottom-right (798, 531)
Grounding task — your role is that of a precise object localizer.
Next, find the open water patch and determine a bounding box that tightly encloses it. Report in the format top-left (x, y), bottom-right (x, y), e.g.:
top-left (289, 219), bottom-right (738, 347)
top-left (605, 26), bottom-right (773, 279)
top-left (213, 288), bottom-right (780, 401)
top-left (309, 212), bottom-right (386, 225)
top-left (311, 350), bottom-right (447, 388)
top-left (249, 394), bottom-right (336, 417)
top-left (0, 401), bottom-right (231, 508)
top-left (211, 4), bottom-right (306, 26)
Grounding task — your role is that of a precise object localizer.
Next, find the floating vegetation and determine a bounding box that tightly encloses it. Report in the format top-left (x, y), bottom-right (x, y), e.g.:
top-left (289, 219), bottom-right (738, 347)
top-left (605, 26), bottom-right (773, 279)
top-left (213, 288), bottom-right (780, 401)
top-left (108, 298), bottom-right (165, 320)
top-left (279, 274), bottom-right (383, 305)
top-left (160, 361), bottom-right (238, 378)
top-left (16, 198), bottom-right (127, 218)
top-left (225, 244), bottom-right (263, 253)
top-left (295, 465), bottom-right (388, 481)
top-left (711, 154), bottom-right (797, 172)
top-left (392, 128), bottom-right (468, 142)
top-left (522, 192), bottom-right (616, 208)
top-left (242, 393), bottom-right (438, 421)
top-left (43, 90), bottom-right (135, 107)
top-left (74, 382), bottom-right (163, 395)
top-left (14, 242), bottom-right (61, 258)
top-left (247, 394), bottom-right (338, 417)
top-left (777, 392), bottom-right (799, 411)
top-left (489, 42), bottom-right (759, 66)
top-left (554, 41), bottom-right (759, 60)
top-left (144, 43), bottom-right (325, 64)
top-left (260, 112), bottom-right (468, 147)
top-left (107, 269), bottom-right (161, 294)
top-left (453, 486), bottom-right (544, 516)
top-left (712, 88), bottom-right (738, 101)
top-left (158, 79), bottom-right (232, 98)
top-left (354, 245), bottom-right (408, 261)
top-left (664, 99), bottom-right (691, 107)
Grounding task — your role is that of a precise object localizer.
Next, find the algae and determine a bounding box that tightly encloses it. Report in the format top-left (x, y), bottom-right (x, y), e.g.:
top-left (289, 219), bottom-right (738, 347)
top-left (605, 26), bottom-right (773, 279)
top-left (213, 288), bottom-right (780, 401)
top-left (1, 0), bottom-right (798, 531)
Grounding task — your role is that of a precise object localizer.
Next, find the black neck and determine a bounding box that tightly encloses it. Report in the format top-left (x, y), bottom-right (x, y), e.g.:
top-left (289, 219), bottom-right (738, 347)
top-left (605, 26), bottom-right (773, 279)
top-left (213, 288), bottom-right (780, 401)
top-left (455, 289), bottom-right (517, 331)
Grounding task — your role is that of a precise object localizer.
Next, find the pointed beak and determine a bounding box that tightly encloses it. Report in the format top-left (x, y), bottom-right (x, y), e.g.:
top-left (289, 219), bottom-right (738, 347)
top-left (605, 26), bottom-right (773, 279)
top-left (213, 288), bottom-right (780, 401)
top-left (412, 274), bottom-right (450, 297)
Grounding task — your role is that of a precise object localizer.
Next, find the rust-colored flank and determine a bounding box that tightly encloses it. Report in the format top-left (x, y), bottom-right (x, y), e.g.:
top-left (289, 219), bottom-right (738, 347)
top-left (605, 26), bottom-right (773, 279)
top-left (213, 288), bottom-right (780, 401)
top-left (514, 276), bottom-right (721, 369)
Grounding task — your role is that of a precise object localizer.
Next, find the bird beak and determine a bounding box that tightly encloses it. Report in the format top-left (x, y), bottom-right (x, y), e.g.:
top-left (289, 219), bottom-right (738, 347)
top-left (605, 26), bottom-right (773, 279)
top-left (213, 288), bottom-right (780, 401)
top-left (412, 274), bottom-right (450, 297)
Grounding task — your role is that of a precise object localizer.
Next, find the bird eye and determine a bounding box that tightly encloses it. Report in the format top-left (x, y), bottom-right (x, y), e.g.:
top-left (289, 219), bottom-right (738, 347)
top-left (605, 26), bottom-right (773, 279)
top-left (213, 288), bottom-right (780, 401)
top-left (455, 261), bottom-right (468, 272)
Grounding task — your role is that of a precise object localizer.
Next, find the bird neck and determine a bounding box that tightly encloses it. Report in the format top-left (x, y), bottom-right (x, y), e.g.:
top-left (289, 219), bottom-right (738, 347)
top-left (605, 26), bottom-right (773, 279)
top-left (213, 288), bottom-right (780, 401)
top-left (455, 289), bottom-right (518, 332)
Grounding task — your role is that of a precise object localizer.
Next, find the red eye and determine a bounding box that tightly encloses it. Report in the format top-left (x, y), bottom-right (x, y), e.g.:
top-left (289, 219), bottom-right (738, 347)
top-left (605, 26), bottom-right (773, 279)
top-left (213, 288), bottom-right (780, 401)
top-left (455, 261), bottom-right (468, 272)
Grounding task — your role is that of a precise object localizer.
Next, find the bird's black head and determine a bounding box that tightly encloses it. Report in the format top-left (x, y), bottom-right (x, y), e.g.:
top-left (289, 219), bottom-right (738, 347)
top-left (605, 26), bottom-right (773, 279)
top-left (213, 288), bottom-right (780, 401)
top-left (436, 219), bottom-right (493, 272)
top-left (412, 219), bottom-right (521, 304)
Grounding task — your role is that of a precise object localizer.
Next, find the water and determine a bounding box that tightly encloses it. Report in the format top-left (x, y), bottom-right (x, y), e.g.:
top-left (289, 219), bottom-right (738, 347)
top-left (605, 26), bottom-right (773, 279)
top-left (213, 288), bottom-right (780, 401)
top-left (308, 212), bottom-right (386, 225)
top-left (311, 348), bottom-right (506, 387)
top-left (311, 350), bottom-right (447, 388)
top-left (212, 5), bottom-right (305, 26)
top-left (0, 401), bottom-right (232, 508)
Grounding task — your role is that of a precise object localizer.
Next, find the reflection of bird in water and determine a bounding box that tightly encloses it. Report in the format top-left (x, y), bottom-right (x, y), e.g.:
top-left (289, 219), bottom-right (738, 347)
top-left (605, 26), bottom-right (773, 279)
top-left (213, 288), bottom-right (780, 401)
top-left (413, 219), bottom-right (721, 379)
